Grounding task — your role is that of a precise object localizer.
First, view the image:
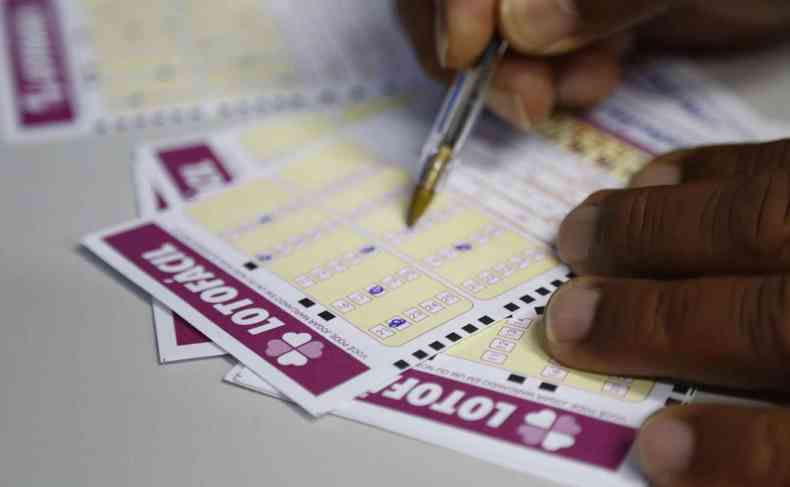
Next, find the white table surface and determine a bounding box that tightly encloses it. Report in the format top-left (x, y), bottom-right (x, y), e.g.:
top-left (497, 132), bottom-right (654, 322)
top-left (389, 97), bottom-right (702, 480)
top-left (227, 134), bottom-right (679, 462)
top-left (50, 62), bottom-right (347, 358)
top-left (2, 43), bottom-right (789, 487)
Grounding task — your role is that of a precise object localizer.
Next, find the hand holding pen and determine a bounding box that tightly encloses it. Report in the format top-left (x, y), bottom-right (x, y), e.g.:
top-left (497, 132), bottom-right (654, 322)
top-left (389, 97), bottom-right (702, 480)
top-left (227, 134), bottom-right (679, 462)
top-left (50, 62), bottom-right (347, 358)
top-left (398, 1), bottom-right (790, 486)
top-left (397, 0), bottom-right (788, 133)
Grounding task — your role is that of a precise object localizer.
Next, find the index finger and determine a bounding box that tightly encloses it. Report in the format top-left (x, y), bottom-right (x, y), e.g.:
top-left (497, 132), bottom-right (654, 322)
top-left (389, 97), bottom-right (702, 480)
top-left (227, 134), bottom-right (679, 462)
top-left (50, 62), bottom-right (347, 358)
top-left (440, 0), bottom-right (498, 68)
top-left (499, 0), bottom-right (672, 54)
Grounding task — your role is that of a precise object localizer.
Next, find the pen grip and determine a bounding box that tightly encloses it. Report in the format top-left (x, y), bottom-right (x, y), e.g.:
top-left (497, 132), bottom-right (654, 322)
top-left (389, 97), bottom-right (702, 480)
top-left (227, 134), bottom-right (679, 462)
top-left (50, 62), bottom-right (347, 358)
top-left (430, 39), bottom-right (507, 152)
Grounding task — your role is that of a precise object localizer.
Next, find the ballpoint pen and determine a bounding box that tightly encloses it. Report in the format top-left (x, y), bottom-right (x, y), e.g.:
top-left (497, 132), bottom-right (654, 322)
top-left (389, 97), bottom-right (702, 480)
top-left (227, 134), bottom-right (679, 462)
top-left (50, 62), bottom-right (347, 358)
top-left (406, 38), bottom-right (509, 227)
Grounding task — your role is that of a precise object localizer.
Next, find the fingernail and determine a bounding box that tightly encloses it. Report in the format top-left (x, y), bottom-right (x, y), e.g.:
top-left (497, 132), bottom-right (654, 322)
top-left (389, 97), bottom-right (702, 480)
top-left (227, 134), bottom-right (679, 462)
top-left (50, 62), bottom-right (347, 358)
top-left (630, 163), bottom-right (681, 188)
top-left (487, 90), bottom-right (531, 131)
top-left (500, 0), bottom-right (578, 53)
top-left (545, 283), bottom-right (600, 343)
top-left (557, 205), bottom-right (599, 265)
top-left (434, 0), bottom-right (448, 68)
top-left (638, 417), bottom-right (695, 483)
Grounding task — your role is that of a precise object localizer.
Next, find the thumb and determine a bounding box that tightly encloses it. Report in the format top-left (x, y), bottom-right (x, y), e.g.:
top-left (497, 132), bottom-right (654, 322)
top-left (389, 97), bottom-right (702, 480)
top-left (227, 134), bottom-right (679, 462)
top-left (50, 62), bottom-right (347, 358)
top-left (499, 0), bottom-right (672, 54)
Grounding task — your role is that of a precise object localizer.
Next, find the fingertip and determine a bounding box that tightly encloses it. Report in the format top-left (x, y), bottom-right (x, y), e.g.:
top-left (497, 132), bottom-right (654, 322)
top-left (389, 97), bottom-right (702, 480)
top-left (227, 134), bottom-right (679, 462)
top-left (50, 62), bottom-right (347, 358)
top-left (499, 0), bottom-right (580, 54)
top-left (491, 58), bottom-right (555, 126)
top-left (638, 414), bottom-right (695, 484)
top-left (556, 48), bottom-right (622, 107)
top-left (557, 205), bottom-right (599, 267)
top-left (545, 280), bottom-right (601, 345)
top-left (487, 90), bottom-right (532, 132)
top-left (630, 163), bottom-right (682, 188)
top-left (444, 0), bottom-right (497, 68)
top-left (630, 149), bottom-right (690, 187)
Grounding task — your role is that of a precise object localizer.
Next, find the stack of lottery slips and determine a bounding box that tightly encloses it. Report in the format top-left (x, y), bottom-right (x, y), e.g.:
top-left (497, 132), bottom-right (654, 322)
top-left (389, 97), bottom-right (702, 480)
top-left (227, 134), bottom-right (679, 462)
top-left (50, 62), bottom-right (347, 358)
top-left (82, 60), bottom-right (787, 487)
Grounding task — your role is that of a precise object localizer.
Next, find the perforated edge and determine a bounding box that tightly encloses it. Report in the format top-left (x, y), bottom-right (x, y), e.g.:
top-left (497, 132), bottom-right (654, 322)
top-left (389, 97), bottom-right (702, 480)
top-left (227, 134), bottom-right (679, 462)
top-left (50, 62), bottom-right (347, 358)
top-left (92, 82), bottom-right (405, 135)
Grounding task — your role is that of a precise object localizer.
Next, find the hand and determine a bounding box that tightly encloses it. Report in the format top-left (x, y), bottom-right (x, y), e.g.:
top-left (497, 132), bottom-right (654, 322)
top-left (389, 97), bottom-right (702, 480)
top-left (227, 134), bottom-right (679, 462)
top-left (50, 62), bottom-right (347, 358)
top-left (396, 0), bottom-right (790, 131)
top-left (545, 138), bottom-right (790, 486)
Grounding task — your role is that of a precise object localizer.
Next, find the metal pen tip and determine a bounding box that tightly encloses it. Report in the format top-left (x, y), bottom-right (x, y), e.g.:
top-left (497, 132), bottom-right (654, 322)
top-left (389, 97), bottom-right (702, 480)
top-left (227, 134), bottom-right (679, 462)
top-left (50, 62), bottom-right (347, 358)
top-left (406, 146), bottom-right (453, 228)
top-left (406, 187), bottom-right (434, 227)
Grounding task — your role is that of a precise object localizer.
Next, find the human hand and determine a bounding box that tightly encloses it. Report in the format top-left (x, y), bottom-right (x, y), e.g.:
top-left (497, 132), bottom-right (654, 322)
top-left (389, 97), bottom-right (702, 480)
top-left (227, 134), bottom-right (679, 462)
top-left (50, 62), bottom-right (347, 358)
top-left (545, 138), bottom-right (790, 486)
top-left (396, 0), bottom-right (790, 131)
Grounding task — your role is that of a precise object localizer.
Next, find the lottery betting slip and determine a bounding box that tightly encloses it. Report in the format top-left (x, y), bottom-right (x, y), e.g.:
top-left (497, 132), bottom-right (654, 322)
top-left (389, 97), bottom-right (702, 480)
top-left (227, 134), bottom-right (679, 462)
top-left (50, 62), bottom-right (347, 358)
top-left (132, 108), bottom-right (389, 364)
top-left (0, 0), bottom-right (419, 142)
top-left (90, 61), bottom-right (781, 485)
top-left (131, 60), bottom-right (774, 366)
top-left (87, 102), bottom-right (578, 416)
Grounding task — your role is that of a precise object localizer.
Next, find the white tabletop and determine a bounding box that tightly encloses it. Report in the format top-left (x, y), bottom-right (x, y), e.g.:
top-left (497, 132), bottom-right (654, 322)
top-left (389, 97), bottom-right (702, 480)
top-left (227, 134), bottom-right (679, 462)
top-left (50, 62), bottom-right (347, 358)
top-left (2, 43), bottom-right (789, 487)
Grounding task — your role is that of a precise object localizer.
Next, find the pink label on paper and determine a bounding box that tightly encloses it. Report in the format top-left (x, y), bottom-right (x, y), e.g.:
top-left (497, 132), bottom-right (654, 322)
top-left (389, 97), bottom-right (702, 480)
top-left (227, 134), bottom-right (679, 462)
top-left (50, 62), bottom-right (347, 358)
top-left (361, 369), bottom-right (635, 470)
top-left (157, 145), bottom-right (234, 199)
top-left (156, 176), bottom-right (219, 347)
top-left (105, 223), bottom-right (369, 395)
top-left (4, 0), bottom-right (76, 128)
top-left (173, 312), bottom-right (211, 346)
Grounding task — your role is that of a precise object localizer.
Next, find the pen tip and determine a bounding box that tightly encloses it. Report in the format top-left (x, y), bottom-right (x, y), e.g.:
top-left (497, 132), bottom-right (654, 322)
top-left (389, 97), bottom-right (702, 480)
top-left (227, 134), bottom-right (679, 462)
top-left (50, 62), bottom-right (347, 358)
top-left (406, 187), bottom-right (434, 228)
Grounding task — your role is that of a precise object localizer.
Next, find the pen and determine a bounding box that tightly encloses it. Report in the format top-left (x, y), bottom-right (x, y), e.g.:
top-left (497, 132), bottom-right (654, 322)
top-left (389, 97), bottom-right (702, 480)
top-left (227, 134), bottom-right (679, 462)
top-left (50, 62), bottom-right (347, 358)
top-left (406, 37), bottom-right (509, 227)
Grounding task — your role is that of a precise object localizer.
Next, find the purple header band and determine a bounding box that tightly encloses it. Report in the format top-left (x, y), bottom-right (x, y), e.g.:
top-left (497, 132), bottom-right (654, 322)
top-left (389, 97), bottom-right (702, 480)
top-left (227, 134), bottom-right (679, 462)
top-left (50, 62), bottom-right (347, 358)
top-left (5, 0), bottom-right (76, 128)
top-left (105, 223), bottom-right (369, 395)
top-left (362, 369), bottom-right (636, 470)
top-left (151, 191), bottom-right (213, 347)
top-left (173, 313), bottom-right (211, 346)
top-left (157, 145), bottom-right (234, 199)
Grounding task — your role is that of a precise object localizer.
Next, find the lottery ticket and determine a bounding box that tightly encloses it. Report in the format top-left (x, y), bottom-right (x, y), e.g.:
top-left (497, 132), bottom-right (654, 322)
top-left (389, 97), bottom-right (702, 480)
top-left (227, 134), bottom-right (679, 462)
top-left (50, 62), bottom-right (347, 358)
top-left (0, 0), bottom-right (420, 142)
top-left (134, 104), bottom-right (404, 363)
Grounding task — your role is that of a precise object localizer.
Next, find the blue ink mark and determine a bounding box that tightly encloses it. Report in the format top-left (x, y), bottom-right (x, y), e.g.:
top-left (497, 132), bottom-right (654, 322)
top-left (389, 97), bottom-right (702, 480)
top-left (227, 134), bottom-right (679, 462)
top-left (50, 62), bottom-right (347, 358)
top-left (258, 215), bottom-right (273, 224)
top-left (388, 318), bottom-right (407, 329)
top-left (360, 245), bottom-right (376, 255)
top-left (455, 243), bottom-right (473, 252)
top-left (368, 285), bottom-right (384, 296)
top-left (256, 254), bottom-right (273, 262)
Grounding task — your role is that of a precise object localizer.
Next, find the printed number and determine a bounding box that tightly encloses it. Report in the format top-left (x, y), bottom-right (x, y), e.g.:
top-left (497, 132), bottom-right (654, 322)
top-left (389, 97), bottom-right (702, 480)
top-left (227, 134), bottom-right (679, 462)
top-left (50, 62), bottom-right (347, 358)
top-left (348, 292), bottom-right (371, 305)
top-left (436, 291), bottom-right (459, 306)
top-left (311, 267), bottom-right (332, 281)
top-left (479, 271), bottom-right (500, 285)
top-left (462, 280), bottom-right (484, 293)
top-left (420, 299), bottom-right (444, 314)
top-left (541, 365), bottom-right (568, 381)
top-left (333, 299), bottom-right (355, 313)
top-left (383, 276), bottom-right (404, 289)
top-left (481, 350), bottom-right (508, 364)
top-left (489, 338), bottom-right (515, 353)
top-left (370, 325), bottom-right (395, 339)
top-left (498, 326), bottom-right (524, 340)
top-left (294, 275), bottom-right (315, 288)
top-left (603, 382), bottom-right (629, 397)
top-left (404, 307), bottom-right (428, 322)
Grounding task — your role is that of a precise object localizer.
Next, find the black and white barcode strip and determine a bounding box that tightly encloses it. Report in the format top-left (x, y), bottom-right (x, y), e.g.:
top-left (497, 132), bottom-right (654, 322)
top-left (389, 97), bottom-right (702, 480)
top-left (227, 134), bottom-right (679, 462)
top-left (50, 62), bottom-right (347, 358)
top-left (390, 273), bottom-right (574, 371)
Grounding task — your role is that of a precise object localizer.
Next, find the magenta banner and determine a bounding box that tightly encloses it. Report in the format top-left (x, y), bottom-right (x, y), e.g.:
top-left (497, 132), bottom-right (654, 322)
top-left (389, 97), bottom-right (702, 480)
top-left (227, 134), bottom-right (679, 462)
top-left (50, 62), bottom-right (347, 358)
top-left (157, 145), bottom-right (234, 199)
top-left (4, 0), bottom-right (76, 128)
top-left (105, 223), bottom-right (369, 395)
top-left (362, 369), bottom-right (636, 470)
